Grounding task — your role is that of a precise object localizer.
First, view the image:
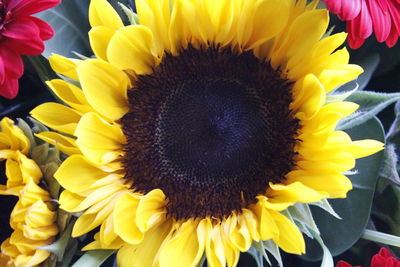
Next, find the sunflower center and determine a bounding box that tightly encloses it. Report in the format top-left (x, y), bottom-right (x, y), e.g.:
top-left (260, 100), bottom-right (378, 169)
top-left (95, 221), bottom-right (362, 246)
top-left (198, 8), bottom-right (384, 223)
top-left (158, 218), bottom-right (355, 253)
top-left (122, 45), bottom-right (300, 220)
top-left (158, 78), bottom-right (268, 181)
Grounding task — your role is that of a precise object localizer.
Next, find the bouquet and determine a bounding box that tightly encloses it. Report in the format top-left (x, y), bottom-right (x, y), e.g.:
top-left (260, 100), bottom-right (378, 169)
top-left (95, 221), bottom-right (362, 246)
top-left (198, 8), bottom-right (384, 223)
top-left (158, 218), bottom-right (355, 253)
top-left (0, 0), bottom-right (399, 266)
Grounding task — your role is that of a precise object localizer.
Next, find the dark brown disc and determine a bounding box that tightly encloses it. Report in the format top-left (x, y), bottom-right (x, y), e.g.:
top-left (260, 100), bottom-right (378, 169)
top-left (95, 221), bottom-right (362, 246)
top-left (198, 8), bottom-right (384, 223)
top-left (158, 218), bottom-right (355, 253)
top-left (121, 45), bottom-right (300, 220)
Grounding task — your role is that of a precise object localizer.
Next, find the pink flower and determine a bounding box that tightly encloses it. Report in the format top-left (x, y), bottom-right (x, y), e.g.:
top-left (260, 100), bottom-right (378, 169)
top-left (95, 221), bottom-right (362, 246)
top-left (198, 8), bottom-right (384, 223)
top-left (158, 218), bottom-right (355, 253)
top-left (323, 0), bottom-right (400, 49)
top-left (0, 0), bottom-right (60, 99)
top-left (336, 248), bottom-right (400, 267)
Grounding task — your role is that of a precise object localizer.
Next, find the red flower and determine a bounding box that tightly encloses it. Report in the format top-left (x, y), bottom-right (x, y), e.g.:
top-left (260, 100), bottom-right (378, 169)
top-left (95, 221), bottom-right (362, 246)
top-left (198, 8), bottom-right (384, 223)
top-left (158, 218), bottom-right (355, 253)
top-left (335, 248), bottom-right (400, 267)
top-left (0, 0), bottom-right (60, 99)
top-left (323, 0), bottom-right (400, 49)
top-left (371, 248), bottom-right (400, 267)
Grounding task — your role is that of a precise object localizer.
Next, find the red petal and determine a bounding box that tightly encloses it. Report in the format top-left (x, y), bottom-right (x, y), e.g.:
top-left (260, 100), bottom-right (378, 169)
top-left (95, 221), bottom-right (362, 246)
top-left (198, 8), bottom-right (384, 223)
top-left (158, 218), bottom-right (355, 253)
top-left (325, 0), bottom-right (343, 16)
top-left (336, 260), bottom-right (353, 267)
top-left (385, 22), bottom-right (399, 47)
top-left (348, 0), bottom-right (373, 39)
top-left (0, 45), bottom-right (23, 78)
top-left (8, 0), bottom-right (60, 17)
top-left (379, 248), bottom-right (393, 258)
top-left (387, 0), bottom-right (400, 35)
top-left (2, 17), bottom-right (40, 40)
top-left (0, 54), bottom-right (5, 84)
top-left (347, 21), bottom-right (367, 49)
top-left (367, 0), bottom-right (391, 42)
top-left (28, 16), bottom-right (54, 41)
top-left (3, 35), bottom-right (44, 55)
top-left (340, 0), bottom-right (362, 20)
top-left (0, 76), bottom-right (19, 99)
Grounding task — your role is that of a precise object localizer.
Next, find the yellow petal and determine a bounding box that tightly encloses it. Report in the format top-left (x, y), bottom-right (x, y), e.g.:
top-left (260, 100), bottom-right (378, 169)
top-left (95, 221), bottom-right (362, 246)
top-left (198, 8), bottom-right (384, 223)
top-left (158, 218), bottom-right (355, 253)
top-left (58, 190), bottom-right (85, 212)
top-left (14, 249), bottom-right (50, 267)
top-left (18, 182), bottom-right (50, 207)
top-left (157, 219), bottom-right (204, 267)
top-left (117, 220), bottom-right (172, 267)
top-left (298, 130), bottom-right (353, 160)
top-left (25, 200), bottom-right (56, 228)
top-left (347, 140), bottom-right (384, 159)
top-left (296, 153), bottom-right (356, 173)
top-left (114, 192), bottom-right (144, 244)
top-left (54, 154), bottom-right (110, 194)
top-left (169, 0), bottom-right (196, 55)
top-left (318, 63), bottom-right (364, 93)
top-left (17, 153), bottom-right (42, 185)
top-left (5, 153), bottom-right (42, 188)
top-left (75, 112), bottom-right (125, 164)
top-left (46, 79), bottom-right (93, 114)
top-left (219, 221), bottom-right (240, 267)
top-left (77, 59), bottom-right (129, 121)
top-left (72, 193), bottom-right (119, 237)
top-left (250, 196), bottom-right (279, 240)
top-left (61, 183), bottom-right (125, 213)
top-left (4, 158), bottom-right (23, 189)
top-left (286, 170), bottom-right (352, 198)
top-left (271, 9), bottom-right (329, 69)
top-left (136, 0), bottom-right (171, 54)
top-left (227, 214), bottom-right (252, 252)
top-left (100, 210), bottom-right (121, 247)
top-left (241, 209), bottom-right (260, 242)
top-left (35, 132), bottom-right (80, 155)
top-left (204, 219), bottom-right (226, 267)
top-left (268, 182), bottom-right (327, 204)
top-left (291, 74), bottom-right (326, 120)
top-left (271, 211), bottom-right (305, 254)
top-left (136, 189), bottom-right (167, 232)
top-left (83, 232), bottom-right (125, 250)
top-left (300, 102), bottom-right (359, 136)
top-left (246, 0), bottom-right (290, 49)
top-left (30, 103), bottom-right (81, 135)
top-left (49, 54), bottom-right (80, 80)
top-left (89, 26), bottom-right (115, 61)
top-left (0, 117), bottom-right (30, 154)
top-left (89, 0), bottom-right (123, 30)
top-left (287, 33), bottom-right (348, 80)
top-left (107, 25), bottom-right (157, 74)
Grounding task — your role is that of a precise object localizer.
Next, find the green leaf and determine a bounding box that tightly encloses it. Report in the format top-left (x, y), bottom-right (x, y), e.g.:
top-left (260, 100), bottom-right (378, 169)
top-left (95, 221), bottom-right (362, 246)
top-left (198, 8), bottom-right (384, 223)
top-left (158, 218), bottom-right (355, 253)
top-left (263, 240), bottom-right (283, 267)
top-left (253, 242), bottom-right (271, 266)
top-left (309, 199), bottom-right (341, 220)
top-left (71, 250), bottom-right (115, 267)
top-left (118, 2), bottom-right (139, 25)
top-left (302, 117), bottom-right (385, 261)
top-left (41, 222), bottom-right (74, 260)
top-left (338, 91), bottom-right (400, 130)
top-left (387, 101), bottom-right (400, 144)
top-left (379, 144), bottom-right (400, 187)
top-left (247, 247), bottom-right (265, 267)
top-left (17, 119), bottom-right (37, 147)
top-left (310, 229), bottom-right (334, 267)
top-left (27, 55), bottom-right (59, 83)
top-left (362, 229), bottom-right (400, 247)
top-left (289, 203), bottom-right (320, 235)
top-left (36, 0), bottom-right (91, 58)
top-left (56, 239), bottom-right (79, 267)
top-left (325, 84), bottom-right (358, 104)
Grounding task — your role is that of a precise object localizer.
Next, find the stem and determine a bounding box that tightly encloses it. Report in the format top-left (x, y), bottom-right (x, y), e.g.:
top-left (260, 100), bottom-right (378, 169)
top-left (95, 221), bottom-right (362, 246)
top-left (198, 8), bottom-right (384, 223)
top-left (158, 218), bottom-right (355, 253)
top-left (362, 229), bottom-right (400, 247)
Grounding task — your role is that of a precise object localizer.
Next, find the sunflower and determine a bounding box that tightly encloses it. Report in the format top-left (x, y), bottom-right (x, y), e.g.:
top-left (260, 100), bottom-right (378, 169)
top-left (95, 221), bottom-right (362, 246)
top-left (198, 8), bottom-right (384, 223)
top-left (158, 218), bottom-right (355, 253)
top-left (0, 118), bottom-right (58, 267)
top-left (31, 0), bottom-right (384, 266)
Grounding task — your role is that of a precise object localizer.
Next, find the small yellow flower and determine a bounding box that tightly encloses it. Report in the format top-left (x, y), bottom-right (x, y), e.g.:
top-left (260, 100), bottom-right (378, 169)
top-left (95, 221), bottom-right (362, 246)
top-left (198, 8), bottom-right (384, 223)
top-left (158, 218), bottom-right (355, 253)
top-left (0, 118), bottom-right (58, 267)
top-left (32, 0), bottom-right (384, 266)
